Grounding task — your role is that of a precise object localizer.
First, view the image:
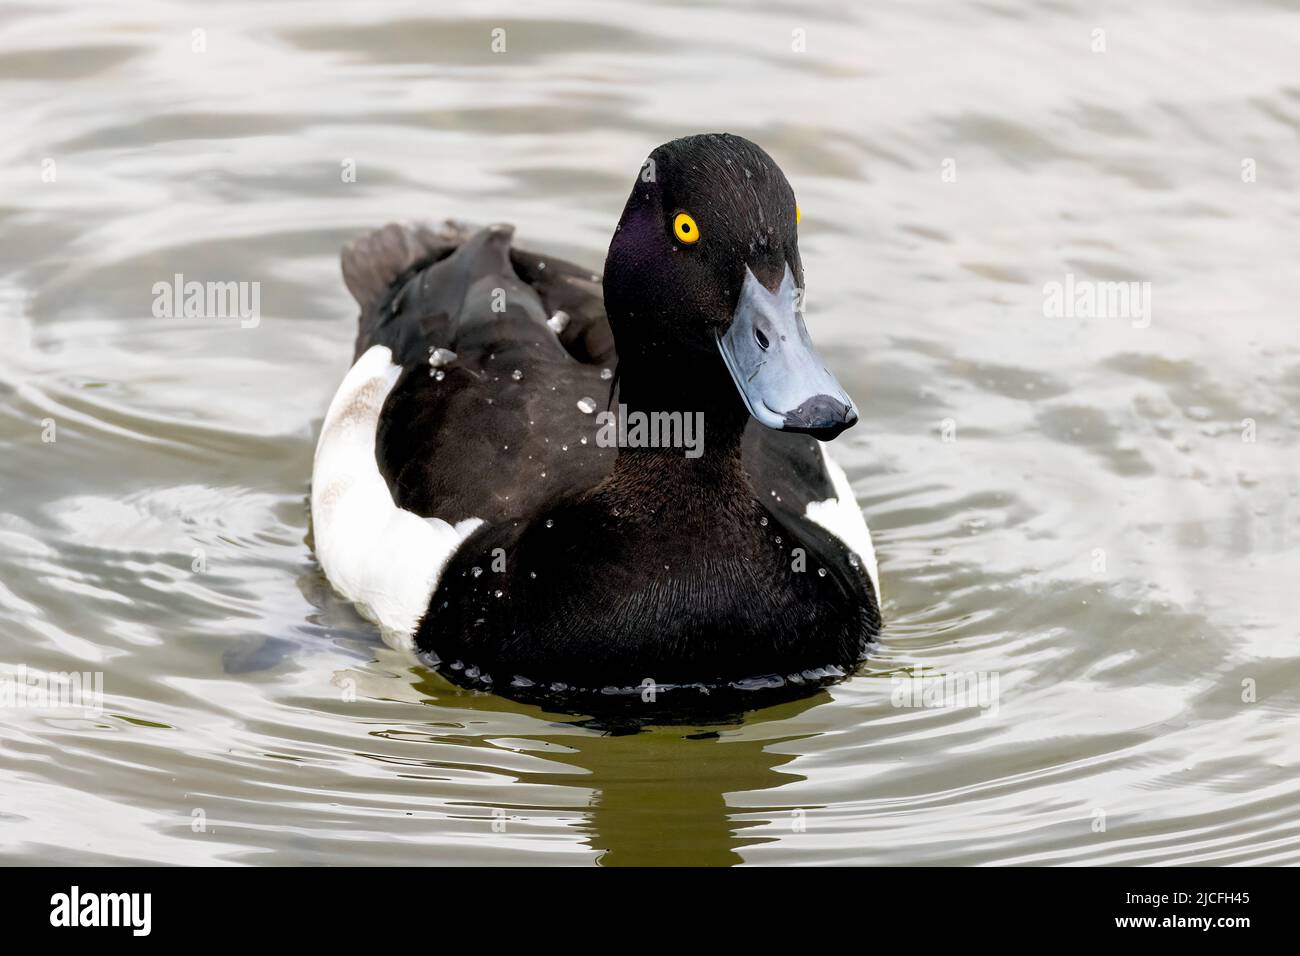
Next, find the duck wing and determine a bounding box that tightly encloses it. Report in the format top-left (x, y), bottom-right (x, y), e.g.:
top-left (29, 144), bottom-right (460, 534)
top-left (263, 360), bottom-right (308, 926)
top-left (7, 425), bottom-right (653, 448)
top-left (312, 221), bottom-right (616, 648)
top-left (343, 219), bottom-right (614, 366)
top-left (506, 241), bottom-right (614, 365)
top-left (340, 220), bottom-right (617, 527)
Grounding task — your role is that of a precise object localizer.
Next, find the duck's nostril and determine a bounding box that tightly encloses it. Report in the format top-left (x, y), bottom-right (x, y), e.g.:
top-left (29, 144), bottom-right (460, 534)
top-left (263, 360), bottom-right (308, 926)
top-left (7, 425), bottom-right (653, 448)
top-left (754, 328), bottom-right (770, 350)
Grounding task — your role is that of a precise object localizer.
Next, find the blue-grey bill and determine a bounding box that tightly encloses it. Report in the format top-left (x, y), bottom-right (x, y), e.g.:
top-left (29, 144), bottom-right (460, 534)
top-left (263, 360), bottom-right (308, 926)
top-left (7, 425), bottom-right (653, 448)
top-left (717, 265), bottom-right (858, 439)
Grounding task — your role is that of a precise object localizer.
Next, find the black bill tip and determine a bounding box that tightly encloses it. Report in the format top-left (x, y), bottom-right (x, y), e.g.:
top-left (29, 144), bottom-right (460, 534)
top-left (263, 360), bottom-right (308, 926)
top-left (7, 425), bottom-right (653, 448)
top-left (780, 394), bottom-right (858, 440)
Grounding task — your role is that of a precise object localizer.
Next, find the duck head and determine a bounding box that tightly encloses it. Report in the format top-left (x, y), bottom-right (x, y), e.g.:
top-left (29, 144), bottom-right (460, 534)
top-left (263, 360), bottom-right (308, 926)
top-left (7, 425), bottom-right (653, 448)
top-left (603, 133), bottom-right (857, 440)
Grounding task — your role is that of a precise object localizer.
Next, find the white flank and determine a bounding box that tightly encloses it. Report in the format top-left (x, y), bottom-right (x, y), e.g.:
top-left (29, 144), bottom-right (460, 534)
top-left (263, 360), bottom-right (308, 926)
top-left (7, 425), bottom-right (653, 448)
top-left (311, 345), bottom-right (481, 651)
top-left (805, 443), bottom-right (881, 598)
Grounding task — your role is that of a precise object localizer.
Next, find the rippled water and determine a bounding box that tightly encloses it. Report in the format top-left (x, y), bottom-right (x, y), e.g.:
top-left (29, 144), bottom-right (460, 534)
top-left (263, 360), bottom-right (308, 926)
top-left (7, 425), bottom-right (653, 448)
top-left (2, 0), bottom-right (1299, 865)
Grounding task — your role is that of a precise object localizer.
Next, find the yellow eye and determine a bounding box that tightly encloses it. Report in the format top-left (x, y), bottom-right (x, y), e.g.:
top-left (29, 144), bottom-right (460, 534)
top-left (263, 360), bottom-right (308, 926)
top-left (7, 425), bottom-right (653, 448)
top-left (673, 212), bottom-right (700, 244)
top-left (795, 204), bottom-right (801, 225)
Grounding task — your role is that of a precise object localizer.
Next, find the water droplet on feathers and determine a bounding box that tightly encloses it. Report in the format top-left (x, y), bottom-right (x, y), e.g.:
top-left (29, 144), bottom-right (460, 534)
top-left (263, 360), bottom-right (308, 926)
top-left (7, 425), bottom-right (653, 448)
top-left (428, 348), bottom-right (457, 367)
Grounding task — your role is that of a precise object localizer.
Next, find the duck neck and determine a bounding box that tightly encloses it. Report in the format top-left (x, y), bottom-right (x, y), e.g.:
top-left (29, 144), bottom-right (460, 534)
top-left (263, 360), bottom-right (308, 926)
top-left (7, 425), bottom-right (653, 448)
top-left (600, 355), bottom-right (755, 518)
